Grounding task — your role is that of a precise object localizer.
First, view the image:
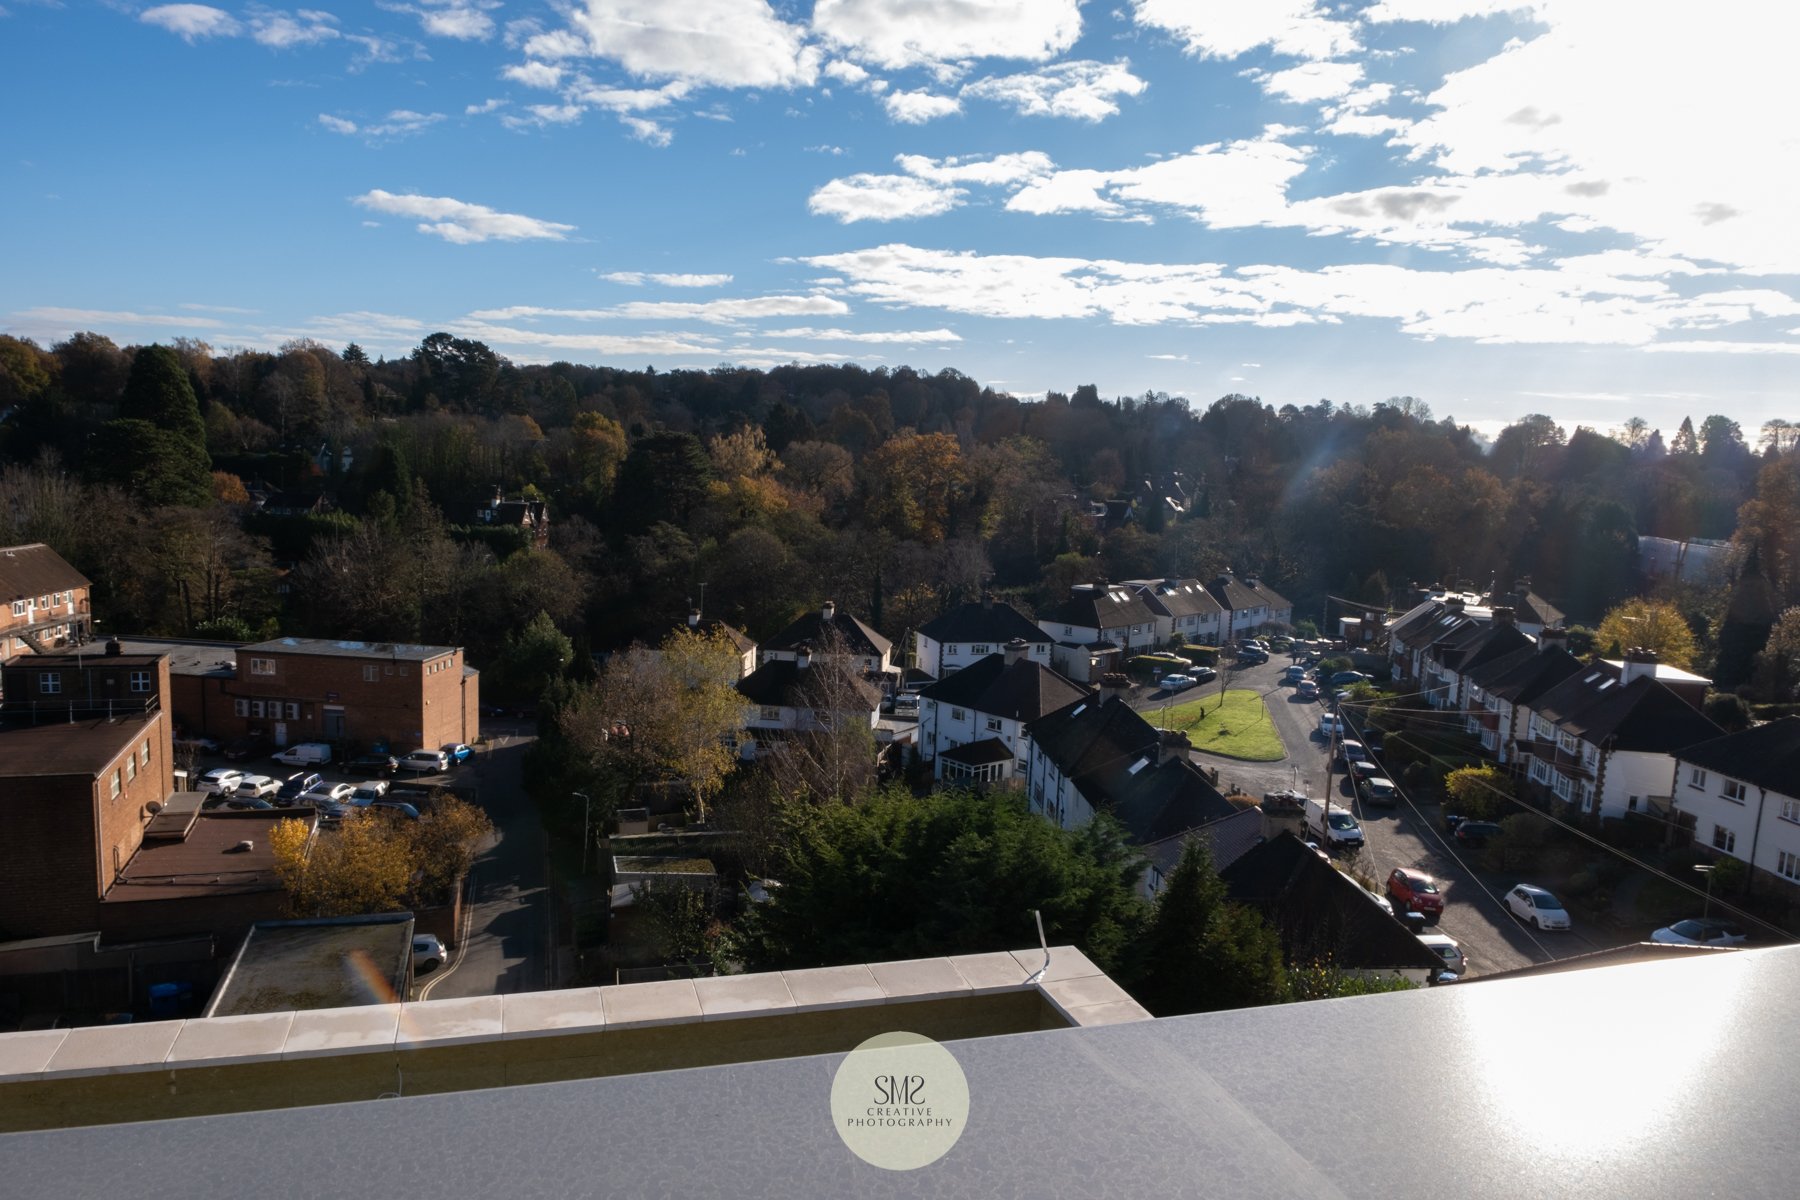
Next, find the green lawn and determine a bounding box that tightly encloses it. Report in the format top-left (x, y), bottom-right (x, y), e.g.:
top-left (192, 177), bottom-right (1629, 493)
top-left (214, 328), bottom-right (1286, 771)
top-left (1148, 689), bottom-right (1285, 761)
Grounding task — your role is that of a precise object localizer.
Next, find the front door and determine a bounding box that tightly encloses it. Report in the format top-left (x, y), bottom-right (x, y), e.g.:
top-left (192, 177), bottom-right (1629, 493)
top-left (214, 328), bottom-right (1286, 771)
top-left (324, 708), bottom-right (346, 738)
top-left (273, 721), bottom-right (288, 747)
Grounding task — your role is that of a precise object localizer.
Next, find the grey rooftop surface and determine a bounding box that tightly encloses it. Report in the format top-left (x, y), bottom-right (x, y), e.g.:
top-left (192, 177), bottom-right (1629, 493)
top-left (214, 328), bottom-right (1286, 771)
top-left (241, 637), bottom-right (457, 661)
top-left (4, 945), bottom-right (1797, 1198)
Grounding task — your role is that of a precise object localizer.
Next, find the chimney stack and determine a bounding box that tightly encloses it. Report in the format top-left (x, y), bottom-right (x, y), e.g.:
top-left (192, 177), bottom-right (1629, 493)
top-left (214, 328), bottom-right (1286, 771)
top-left (796, 642), bottom-right (814, 671)
top-left (1444, 597), bottom-right (1466, 615)
top-left (1491, 606), bottom-right (1515, 627)
top-left (688, 608), bottom-right (702, 628)
top-left (1156, 729), bottom-right (1192, 767)
top-left (982, 591), bottom-right (994, 610)
top-left (1538, 627), bottom-right (1569, 655)
top-left (1004, 638), bottom-right (1028, 666)
top-left (821, 599), bottom-right (836, 623)
top-left (1621, 646), bottom-right (1659, 686)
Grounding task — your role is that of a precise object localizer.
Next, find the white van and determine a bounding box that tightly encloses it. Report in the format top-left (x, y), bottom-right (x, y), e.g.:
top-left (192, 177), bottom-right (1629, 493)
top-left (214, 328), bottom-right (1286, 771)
top-left (271, 742), bottom-right (333, 767)
top-left (1303, 795), bottom-right (1365, 851)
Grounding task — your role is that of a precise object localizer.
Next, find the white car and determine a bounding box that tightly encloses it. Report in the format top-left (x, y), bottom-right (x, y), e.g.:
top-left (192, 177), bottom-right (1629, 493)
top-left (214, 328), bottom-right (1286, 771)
top-left (413, 934), bottom-right (447, 971)
top-left (232, 774), bottom-right (280, 800)
top-left (1160, 673), bottom-right (1196, 692)
top-left (195, 768), bottom-right (244, 796)
top-left (302, 783), bottom-right (355, 805)
top-left (1418, 932), bottom-right (1467, 975)
top-left (1506, 884), bottom-right (1572, 931)
top-left (1317, 713), bottom-right (1344, 738)
top-left (399, 749), bottom-right (450, 773)
top-left (349, 781), bottom-right (390, 804)
top-left (1651, 918), bottom-right (1748, 947)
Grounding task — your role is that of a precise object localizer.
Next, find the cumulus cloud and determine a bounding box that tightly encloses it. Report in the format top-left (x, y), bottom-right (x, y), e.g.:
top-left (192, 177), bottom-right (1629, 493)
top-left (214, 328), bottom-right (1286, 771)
top-left (961, 59), bottom-right (1147, 121)
top-left (471, 295), bottom-right (851, 323)
top-left (352, 190), bottom-right (576, 243)
top-left (1259, 60), bottom-right (1364, 103)
top-left (601, 272), bottom-right (735, 287)
top-left (565, 0), bottom-right (819, 88)
top-left (249, 9), bottom-right (340, 48)
top-left (808, 173), bottom-right (965, 222)
top-left (466, 97), bottom-right (509, 114)
top-left (759, 326), bottom-right (961, 342)
top-left (1130, 0), bottom-right (1358, 60)
top-left (504, 61), bottom-right (565, 89)
top-left (882, 90), bottom-right (961, 124)
top-left (813, 0), bottom-right (1082, 69)
top-left (140, 4), bottom-right (241, 41)
top-left (413, 1), bottom-right (499, 41)
top-left (317, 113), bottom-right (359, 134)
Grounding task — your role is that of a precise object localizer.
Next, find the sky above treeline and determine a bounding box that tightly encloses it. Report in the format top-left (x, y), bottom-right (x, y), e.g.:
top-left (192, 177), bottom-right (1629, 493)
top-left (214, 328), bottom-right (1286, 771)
top-left (4, 1), bottom-right (1797, 439)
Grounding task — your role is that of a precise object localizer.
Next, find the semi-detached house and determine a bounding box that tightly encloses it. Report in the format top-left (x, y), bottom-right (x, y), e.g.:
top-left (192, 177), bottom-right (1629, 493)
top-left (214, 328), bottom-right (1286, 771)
top-left (1036, 584), bottom-right (1162, 683)
top-left (917, 642), bottom-right (1089, 785)
top-left (914, 597), bottom-right (1053, 682)
top-left (1673, 717), bottom-right (1800, 895)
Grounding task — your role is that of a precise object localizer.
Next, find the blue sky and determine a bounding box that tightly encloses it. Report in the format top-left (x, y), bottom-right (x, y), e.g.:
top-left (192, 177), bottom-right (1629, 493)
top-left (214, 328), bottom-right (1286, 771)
top-left (4, 1), bottom-right (1798, 438)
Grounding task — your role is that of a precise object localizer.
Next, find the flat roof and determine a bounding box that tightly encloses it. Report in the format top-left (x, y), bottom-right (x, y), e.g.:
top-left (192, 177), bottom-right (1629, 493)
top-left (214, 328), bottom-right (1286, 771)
top-left (106, 811), bottom-right (293, 903)
top-left (204, 915), bottom-right (414, 1017)
top-left (0, 713), bottom-right (158, 777)
top-left (44, 637), bottom-right (239, 677)
top-left (242, 638), bottom-right (456, 662)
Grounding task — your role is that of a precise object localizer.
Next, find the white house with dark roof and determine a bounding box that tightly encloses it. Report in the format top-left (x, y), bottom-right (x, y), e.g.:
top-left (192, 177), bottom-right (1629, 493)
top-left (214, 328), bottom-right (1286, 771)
top-left (914, 596), bottom-right (1052, 681)
top-left (759, 600), bottom-right (893, 679)
top-left (735, 645), bottom-right (880, 751)
top-left (917, 641), bottom-right (1090, 783)
top-left (1124, 578), bottom-right (1226, 647)
top-left (1205, 573), bottom-right (1292, 642)
top-left (1035, 583), bottom-right (1162, 682)
top-left (1672, 716), bottom-right (1800, 893)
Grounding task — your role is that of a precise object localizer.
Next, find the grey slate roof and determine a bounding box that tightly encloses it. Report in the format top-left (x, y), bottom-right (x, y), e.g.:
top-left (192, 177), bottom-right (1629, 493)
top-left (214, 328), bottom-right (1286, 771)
top-left (0, 543), bottom-right (89, 603)
top-left (1532, 672), bottom-right (1720, 752)
top-left (919, 653), bottom-right (1090, 723)
top-left (1206, 572), bottom-right (1290, 614)
top-left (761, 606), bottom-right (892, 659)
top-left (1144, 806), bottom-right (1266, 880)
top-left (1037, 585), bottom-right (1159, 632)
top-left (735, 659), bottom-right (880, 710)
top-left (1675, 716), bottom-right (1800, 797)
top-left (1471, 644), bottom-right (1585, 705)
top-left (1222, 834), bottom-right (1443, 973)
top-left (1125, 578), bottom-right (1225, 622)
top-left (939, 737), bottom-right (1014, 766)
top-left (917, 599), bottom-right (1051, 646)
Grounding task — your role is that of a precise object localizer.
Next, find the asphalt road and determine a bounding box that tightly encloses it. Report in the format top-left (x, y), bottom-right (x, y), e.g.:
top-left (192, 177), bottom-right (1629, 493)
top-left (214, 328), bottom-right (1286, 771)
top-left (416, 723), bottom-right (553, 1000)
top-left (1139, 656), bottom-right (1619, 977)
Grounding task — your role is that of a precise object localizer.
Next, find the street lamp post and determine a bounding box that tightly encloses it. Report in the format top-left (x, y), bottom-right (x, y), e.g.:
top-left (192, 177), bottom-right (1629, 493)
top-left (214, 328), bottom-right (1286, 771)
top-left (574, 791), bottom-right (591, 874)
top-left (1694, 863), bottom-right (1716, 918)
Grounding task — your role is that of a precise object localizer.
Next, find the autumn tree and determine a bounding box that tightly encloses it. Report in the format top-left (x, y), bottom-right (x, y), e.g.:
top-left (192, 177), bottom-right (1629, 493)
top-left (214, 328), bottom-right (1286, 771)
top-left (860, 430), bottom-right (969, 542)
top-left (1595, 598), bottom-right (1700, 668)
top-left (568, 410), bottom-right (627, 502)
top-left (270, 816), bottom-right (416, 917)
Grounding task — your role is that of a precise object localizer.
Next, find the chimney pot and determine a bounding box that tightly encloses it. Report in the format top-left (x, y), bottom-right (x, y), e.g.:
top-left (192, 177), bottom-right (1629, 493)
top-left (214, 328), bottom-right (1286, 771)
top-left (821, 600), bottom-right (836, 622)
top-left (1004, 638), bottom-right (1028, 665)
top-left (1492, 606), bottom-right (1515, 627)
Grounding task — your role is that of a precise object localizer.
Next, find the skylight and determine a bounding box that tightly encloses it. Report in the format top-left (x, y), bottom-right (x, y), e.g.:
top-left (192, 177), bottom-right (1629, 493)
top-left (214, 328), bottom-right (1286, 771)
top-left (1127, 757), bottom-right (1148, 775)
top-left (1584, 672), bottom-right (1603, 683)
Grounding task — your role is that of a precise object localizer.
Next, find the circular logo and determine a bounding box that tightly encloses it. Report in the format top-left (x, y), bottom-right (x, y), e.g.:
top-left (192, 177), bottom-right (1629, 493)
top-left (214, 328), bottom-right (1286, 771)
top-left (830, 1031), bottom-right (971, 1171)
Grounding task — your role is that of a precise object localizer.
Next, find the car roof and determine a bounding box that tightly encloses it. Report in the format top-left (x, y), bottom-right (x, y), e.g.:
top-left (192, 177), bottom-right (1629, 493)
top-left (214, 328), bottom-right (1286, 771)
top-left (1416, 933), bottom-right (1458, 947)
top-left (1515, 883), bottom-right (1555, 896)
top-left (1394, 867), bottom-right (1431, 881)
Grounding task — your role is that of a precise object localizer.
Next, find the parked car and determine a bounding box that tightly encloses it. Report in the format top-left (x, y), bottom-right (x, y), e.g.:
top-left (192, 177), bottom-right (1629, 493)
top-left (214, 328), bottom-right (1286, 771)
top-left (442, 742), bottom-right (473, 763)
top-left (1160, 673), bottom-right (1197, 692)
top-left (349, 781), bottom-right (390, 805)
top-left (1359, 776), bottom-right (1398, 805)
top-left (223, 736), bottom-right (271, 762)
top-left (173, 734), bottom-right (220, 754)
top-left (345, 752), bottom-right (399, 777)
top-left (1237, 646), bottom-right (1269, 664)
top-left (272, 742), bottom-right (333, 768)
top-left (1387, 868), bottom-right (1444, 921)
top-left (275, 772), bottom-right (323, 804)
top-left (1296, 679), bottom-right (1319, 700)
top-left (412, 934), bottom-right (447, 971)
top-left (1417, 932), bottom-right (1467, 975)
top-left (1651, 918), bottom-right (1748, 947)
top-left (1282, 665), bottom-right (1307, 684)
top-left (892, 693), bottom-right (920, 716)
top-left (1189, 666), bottom-right (1217, 684)
top-left (1317, 713), bottom-right (1344, 738)
top-left (195, 768), bottom-right (244, 796)
top-left (1303, 795), bottom-right (1364, 852)
top-left (399, 748), bottom-right (450, 773)
top-left (232, 774), bottom-right (280, 800)
top-left (1454, 820), bottom-right (1504, 847)
top-left (302, 782), bottom-right (355, 805)
top-left (1336, 739), bottom-right (1369, 766)
top-left (1506, 884), bottom-right (1571, 930)
top-left (1330, 671), bottom-right (1372, 688)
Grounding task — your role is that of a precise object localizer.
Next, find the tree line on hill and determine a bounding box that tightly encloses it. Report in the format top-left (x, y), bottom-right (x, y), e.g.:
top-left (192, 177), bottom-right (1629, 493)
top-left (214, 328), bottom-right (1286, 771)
top-left (2, 329), bottom-right (1798, 703)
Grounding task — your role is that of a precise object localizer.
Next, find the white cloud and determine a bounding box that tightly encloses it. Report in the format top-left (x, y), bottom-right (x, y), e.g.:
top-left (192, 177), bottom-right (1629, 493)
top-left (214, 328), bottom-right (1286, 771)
top-left (961, 59), bottom-right (1147, 122)
top-left (572, 81), bottom-right (690, 113)
top-left (896, 151), bottom-right (1055, 187)
top-left (1008, 137), bottom-right (1311, 227)
top-left (352, 190), bottom-right (577, 243)
top-left (504, 61), bottom-right (565, 89)
top-left (564, 0), bottom-right (819, 88)
top-left (1130, 0), bottom-right (1358, 60)
top-left (415, 1), bottom-right (499, 41)
top-left (140, 4), bottom-right (241, 41)
top-left (806, 143), bottom-right (846, 155)
top-left (443, 321), bottom-right (722, 357)
top-left (1643, 341), bottom-right (1800, 355)
top-left (7, 306), bottom-right (230, 331)
top-left (620, 116), bottom-right (672, 145)
top-left (882, 89), bottom-right (961, 124)
top-left (822, 59), bottom-right (868, 84)
top-left (1364, 1), bottom-right (1547, 23)
top-left (601, 272), bottom-right (735, 287)
top-left (813, 0), bottom-right (1082, 69)
top-left (472, 295), bottom-right (851, 323)
top-left (808, 173), bottom-right (963, 223)
top-left (249, 10), bottom-right (340, 49)
top-left (521, 27), bottom-right (589, 59)
top-left (318, 113), bottom-right (359, 134)
top-left (180, 302), bottom-right (261, 314)
top-left (759, 326), bottom-right (961, 342)
top-left (1260, 60), bottom-right (1364, 103)
top-left (466, 97), bottom-right (509, 114)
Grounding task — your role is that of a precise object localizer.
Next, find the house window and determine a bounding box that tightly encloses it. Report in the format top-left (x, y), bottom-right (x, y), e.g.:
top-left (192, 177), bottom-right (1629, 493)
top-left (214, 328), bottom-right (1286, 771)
top-left (109, 770), bottom-right (121, 798)
top-left (944, 643), bottom-right (959, 655)
top-left (9, 601), bottom-right (22, 617)
top-left (38, 672), bottom-right (60, 694)
top-left (759, 706), bottom-right (781, 722)
top-left (140, 739), bottom-right (150, 767)
top-left (1017, 759), bottom-right (1028, 774)
top-left (129, 670), bottom-right (151, 693)
top-left (1721, 780), bottom-right (1747, 803)
top-left (1063, 626), bottom-right (1072, 636)
top-left (812, 709), bottom-right (832, 726)
top-left (1553, 772), bottom-right (1573, 800)
top-left (1781, 798), bottom-right (1800, 824)
top-left (250, 657), bottom-right (276, 676)
top-left (1689, 768), bottom-right (1707, 789)
top-left (1557, 731), bottom-right (1577, 753)
top-left (1713, 825), bottom-right (1737, 854)
top-left (363, 665), bottom-right (380, 682)
top-left (985, 717), bottom-right (1003, 732)
top-left (126, 756), bottom-right (136, 782)
top-left (1530, 759), bottom-right (1551, 784)
top-left (951, 707), bottom-right (966, 721)
top-left (971, 644), bottom-right (990, 655)
top-left (1779, 850), bottom-right (1800, 882)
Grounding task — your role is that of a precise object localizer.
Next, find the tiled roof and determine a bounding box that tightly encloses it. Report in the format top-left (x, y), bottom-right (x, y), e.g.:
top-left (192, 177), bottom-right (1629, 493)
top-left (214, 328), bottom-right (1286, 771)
top-left (0, 543), bottom-right (89, 602)
top-left (1206, 573), bottom-right (1290, 613)
top-left (1144, 807), bottom-right (1266, 879)
top-left (1099, 756), bottom-right (1237, 843)
top-left (1434, 622), bottom-right (1534, 674)
top-left (918, 600), bottom-right (1051, 645)
top-left (736, 659), bottom-right (880, 710)
top-left (920, 653), bottom-right (1091, 722)
top-left (939, 737), bottom-right (1014, 767)
top-left (1533, 673), bottom-right (1721, 752)
top-left (1026, 695), bottom-right (1157, 782)
top-left (1472, 645), bottom-right (1584, 705)
top-left (1125, 578), bottom-right (1225, 622)
top-left (1037, 585), bottom-right (1159, 632)
top-left (1222, 835), bottom-right (1442, 973)
top-left (1677, 717), bottom-right (1800, 799)
top-left (674, 617), bottom-right (756, 654)
top-left (761, 607), bottom-right (892, 658)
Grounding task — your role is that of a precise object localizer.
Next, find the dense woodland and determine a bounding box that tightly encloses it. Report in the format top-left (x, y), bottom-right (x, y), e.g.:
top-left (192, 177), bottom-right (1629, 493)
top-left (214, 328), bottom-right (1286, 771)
top-left (3, 329), bottom-right (1799, 700)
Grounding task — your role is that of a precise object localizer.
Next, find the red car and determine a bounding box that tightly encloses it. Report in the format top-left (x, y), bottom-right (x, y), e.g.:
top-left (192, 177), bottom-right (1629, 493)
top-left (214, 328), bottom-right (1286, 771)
top-left (1386, 868), bottom-right (1444, 922)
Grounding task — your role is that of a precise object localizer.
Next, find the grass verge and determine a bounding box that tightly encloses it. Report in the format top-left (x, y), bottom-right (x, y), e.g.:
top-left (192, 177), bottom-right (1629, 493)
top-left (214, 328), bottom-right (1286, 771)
top-left (1149, 688), bottom-right (1285, 761)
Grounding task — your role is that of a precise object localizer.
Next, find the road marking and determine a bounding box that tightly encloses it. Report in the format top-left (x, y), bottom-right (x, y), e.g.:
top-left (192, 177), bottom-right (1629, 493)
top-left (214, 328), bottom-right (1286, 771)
top-left (415, 868), bottom-right (480, 1001)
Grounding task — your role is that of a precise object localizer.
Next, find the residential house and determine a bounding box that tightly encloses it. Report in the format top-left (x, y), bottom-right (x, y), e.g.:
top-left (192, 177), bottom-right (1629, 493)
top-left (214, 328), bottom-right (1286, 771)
top-left (914, 596), bottom-right (1052, 681)
top-left (1125, 577), bottom-right (1226, 648)
top-left (0, 543), bottom-right (92, 662)
top-left (1460, 632), bottom-right (1585, 764)
top-left (1672, 717), bottom-right (1800, 894)
top-left (1480, 578), bottom-right (1565, 638)
top-left (1205, 573), bottom-right (1293, 642)
top-left (1221, 834), bottom-right (1443, 983)
top-left (760, 600), bottom-right (894, 681)
top-left (736, 644), bottom-right (881, 754)
top-left (1025, 695), bottom-right (1237, 846)
top-left (475, 487), bottom-right (551, 549)
top-left (1386, 592), bottom-right (1485, 689)
top-left (1414, 607), bottom-right (1536, 711)
top-left (1140, 805), bottom-right (1265, 901)
top-left (1035, 583), bottom-right (1162, 683)
top-left (671, 608), bottom-right (758, 680)
top-left (917, 641), bottom-right (1090, 784)
top-left (1515, 650), bottom-right (1721, 822)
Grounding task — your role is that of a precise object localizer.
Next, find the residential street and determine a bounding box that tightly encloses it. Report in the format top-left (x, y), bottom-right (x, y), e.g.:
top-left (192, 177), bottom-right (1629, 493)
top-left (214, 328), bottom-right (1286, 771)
top-left (1139, 656), bottom-right (1623, 977)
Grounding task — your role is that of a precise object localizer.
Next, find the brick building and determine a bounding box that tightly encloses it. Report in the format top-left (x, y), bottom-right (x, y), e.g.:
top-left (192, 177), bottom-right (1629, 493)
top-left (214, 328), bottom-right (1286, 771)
top-left (0, 543), bottom-right (92, 662)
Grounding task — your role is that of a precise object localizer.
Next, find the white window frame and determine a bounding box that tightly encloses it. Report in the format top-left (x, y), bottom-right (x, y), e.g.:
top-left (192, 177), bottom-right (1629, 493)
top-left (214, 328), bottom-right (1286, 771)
top-left (759, 706), bottom-right (781, 722)
top-left (1781, 798), bottom-right (1800, 825)
top-left (109, 769), bottom-right (121, 798)
top-left (985, 716), bottom-right (1003, 732)
top-left (363, 665), bottom-right (380, 682)
top-left (950, 707), bottom-right (966, 721)
top-left (1712, 825), bottom-right (1737, 854)
top-left (10, 600), bottom-right (24, 617)
top-left (1690, 768), bottom-right (1707, 789)
top-left (971, 643), bottom-right (990, 655)
top-left (1721, 780), bottom-right (1747, 804)
top-left (1779, 849), bottom-right (1800, 882)
top-left (250, 657), bottom-right (276, 676)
